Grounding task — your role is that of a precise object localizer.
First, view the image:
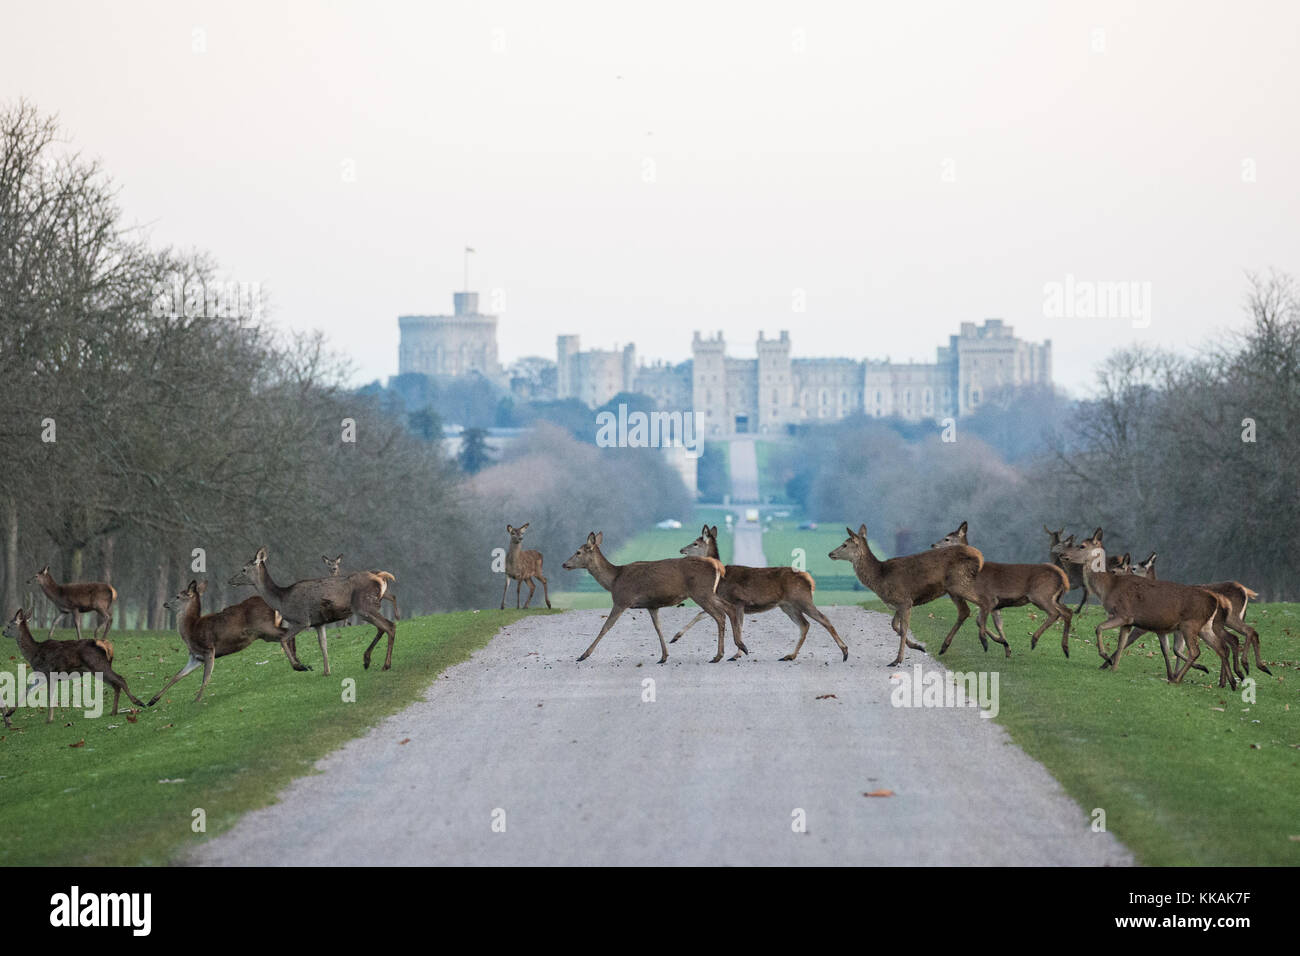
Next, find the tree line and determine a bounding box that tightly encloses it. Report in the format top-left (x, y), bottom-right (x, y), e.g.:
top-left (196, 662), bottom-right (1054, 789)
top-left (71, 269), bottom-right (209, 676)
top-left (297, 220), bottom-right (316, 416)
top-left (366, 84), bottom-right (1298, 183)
top-left (0, 101), bottom-right (689, 627)
top-left (783, 272), bottom-right (1300, 600)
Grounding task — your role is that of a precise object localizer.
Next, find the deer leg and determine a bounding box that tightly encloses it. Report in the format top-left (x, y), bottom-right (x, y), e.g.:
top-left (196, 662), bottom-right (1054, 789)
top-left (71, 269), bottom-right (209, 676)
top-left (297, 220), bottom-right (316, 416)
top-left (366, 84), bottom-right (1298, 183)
top-left (194, 648), bottom-right (217, 702)
top-left (670, 611), bottom-right (707, 643)
top-left (278, 624), bottom-right (311, 670)
top-left (1102, 625), bottom-right (1136, 671)
top-left (538, 574), bottom-right (551, 609)
top-left (578, 605), bottom-right (626, 661)
top-left (515, 579), bottom-right (522, 609)
top-left (102, 666), bottom-right (145, 710)
top-left (1028, 600), bottom-right (1060, 650)
top-left (1094, 614), bottom-right (1127, 663)
top-left (357, 606), bottom-right (396, 670)
top-left (1169, 624), bottom-right (1202, 684)
top-left (646, 607), bottom-right (671, 664)
top-left (384, 592), bottom-right (400, 621)
top-left (1055, 599), bottom-right (1073, 657)
top-left (707, 597), bottom-right (733, 663)
top-left (778, 605), bottom-right (812, 661)
top-left (801, 603), bottom-right (848, 661)
top-left (45, 672), bottom-right (54, 723)
top-left (1227, 614), bottom-right (1266, 676)
top-left (500, 575), bottom-right (510, 611)
top-left (939, 596), bottom-right (972, 655)
top-left (47, 611), bottom-right (65, 639)
top-left (987, 607), bottom-right (1012, 657)
top-left (523, 577), bottom-right (536, 609)
top-left (890, 604), bottom-right (915, 666)
top-left (314, 625), bottom-right (331, 676)
top-left (72, 611), bottom-right (84, 640)
top-left (148, 654), bottom-right (205, 706)
top-left (725, 603), bottom-right (747, 660)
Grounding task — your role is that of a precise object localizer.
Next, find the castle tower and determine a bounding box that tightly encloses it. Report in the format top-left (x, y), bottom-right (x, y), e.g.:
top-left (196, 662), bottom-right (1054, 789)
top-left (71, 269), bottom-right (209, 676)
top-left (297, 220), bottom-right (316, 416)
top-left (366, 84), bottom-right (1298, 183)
top-left (692, 331), bottom-right (728, 437)
top-left (755, 330), bottom-right (792, 433)
top-left (398, 291), bottom-right (502, 383)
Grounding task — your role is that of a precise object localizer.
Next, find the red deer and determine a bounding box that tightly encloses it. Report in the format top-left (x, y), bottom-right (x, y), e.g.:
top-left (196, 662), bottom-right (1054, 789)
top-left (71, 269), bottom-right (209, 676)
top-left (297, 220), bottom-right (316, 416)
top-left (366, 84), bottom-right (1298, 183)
top-left (501, 524), bottom-right (550, 610)
top-left (150, 580), bottom-right (290, 705)
top-left (230, 548), bottom-right (397, 675)
top-left (1106, 552), bottom-right (1264, 682)
top-left (2, 608), bottom-right (144, 725)
top-left (829, 524), bottom-right (983, 667)
top-left (1059, 533), bottom-right (1240, 688)
top-left (323, 554), bottom-right (399, 622)
top-left (930, 521), bottom-right (1072, 657)
top-left (675, 524), bottom-right (848, 661)
top-left (30, 566), bottom-right (116, 641)
top-left (1045, 526), bottom-right (1094, 613)
top-left (561, 531), bottom-right (735, 663)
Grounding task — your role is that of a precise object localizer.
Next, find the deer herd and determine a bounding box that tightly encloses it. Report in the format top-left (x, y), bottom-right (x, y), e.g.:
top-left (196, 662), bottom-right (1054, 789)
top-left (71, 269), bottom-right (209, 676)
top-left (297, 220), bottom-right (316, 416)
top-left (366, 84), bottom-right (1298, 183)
top-left (1, 517), bottom-right (1271, 728)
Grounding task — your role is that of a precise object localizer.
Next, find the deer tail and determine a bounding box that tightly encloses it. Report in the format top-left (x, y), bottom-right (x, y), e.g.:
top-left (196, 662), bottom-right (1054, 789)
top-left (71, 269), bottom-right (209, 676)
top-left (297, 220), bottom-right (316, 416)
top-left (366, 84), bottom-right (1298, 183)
top-left (795, 570), bottom-right (816, 592)
top-left (94, 639), bottom-right (114, 663)
top-left (704, 557), bottom-right (726, 592)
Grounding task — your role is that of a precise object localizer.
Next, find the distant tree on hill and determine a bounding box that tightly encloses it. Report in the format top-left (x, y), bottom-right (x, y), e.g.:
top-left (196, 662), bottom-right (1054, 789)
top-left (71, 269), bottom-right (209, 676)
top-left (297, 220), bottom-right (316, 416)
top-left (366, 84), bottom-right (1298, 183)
top-left (458, 427), bottom-right (492, 474)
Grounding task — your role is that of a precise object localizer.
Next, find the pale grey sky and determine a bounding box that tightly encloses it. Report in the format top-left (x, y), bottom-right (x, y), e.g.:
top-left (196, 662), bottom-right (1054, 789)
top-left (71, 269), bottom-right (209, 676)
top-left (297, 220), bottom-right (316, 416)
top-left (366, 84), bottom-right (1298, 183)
top-left (4, 0), bottom-right (1297, 394)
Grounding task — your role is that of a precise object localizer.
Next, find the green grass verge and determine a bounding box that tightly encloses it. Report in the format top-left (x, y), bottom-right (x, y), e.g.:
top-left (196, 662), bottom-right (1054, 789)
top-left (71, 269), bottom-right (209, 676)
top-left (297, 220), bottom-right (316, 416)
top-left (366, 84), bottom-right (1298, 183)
top-left (0, 610), bottom-right (539, 865)
top-left (763, 522), bottom-right (884, 578)
top-left (863, 599), bottom-right (1300, 866)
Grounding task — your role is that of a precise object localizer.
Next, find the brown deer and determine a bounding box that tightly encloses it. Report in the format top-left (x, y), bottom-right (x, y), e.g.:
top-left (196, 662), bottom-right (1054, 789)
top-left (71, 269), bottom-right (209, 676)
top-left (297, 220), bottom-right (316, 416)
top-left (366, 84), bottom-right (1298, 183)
top-left (501, 523), bottom-right (550, 610)
top-left (230, 548), bottom-right (397, 675)
top-left (930, 521), bottom-right (1073, 657)
top-left (323, 554), bottom-right (399, 622)
top-left (1107, 552), bottom-right (1264, 682)
top-left (674, 524), bottom-right (848, 661)
top-left (1059, 533), bottom-right (1240, 688)
top-left (150, 580), bottom-right (290, 705)
top-left (1045, 526), bottom-right (1093, 613)
top-left (561, 531), bottom-right (736, 663)
top-left (2, 608), bottom-right (144, 725)
top-left (30, 566), bottom-right (116, 641)
top-left (829, 523), bottom-right (984, 667)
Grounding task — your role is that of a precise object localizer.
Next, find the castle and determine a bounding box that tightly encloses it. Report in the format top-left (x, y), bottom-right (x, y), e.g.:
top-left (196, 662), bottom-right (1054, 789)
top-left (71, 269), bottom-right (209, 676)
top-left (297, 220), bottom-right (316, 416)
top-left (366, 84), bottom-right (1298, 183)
top-left (555, 320), bottom-right (1050, 435)
top-left (397, 293), bottom-right (1052, 435)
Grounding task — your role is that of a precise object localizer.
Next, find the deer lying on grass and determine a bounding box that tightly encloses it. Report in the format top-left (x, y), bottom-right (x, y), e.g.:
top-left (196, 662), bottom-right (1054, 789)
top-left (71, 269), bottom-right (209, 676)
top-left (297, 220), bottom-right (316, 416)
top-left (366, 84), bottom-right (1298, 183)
top-left (30, 566), bottom-right (116, 641)
top-left (501, 523), bottom-right (550, 610)
top-left (830, 524), bottom-right (983, 667)
top-left (930, 521), bottom-right (1072, 657)
top-left (1045, 527), bottom-right (1093, 613)
top-left (150, 580), bottom-right (289, 705)
top-left (675, 524), bottom-right (848, 661)
top-left (231, 548), bottom-right (397, 675)
top-left (2, 608), bottom-right (144, 726)
top-left (562, 531), bottom-right (735, 663)
top-left (1106, 552), bottom-right (1265, 683)
top-left (323, 554), bottom-right (400, 623)
top-left (1059, 533), bottom-right (1240, 688)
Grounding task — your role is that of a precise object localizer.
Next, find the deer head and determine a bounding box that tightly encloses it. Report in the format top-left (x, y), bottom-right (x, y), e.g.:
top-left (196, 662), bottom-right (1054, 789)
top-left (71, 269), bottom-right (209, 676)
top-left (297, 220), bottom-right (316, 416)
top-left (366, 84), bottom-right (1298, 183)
top-left (1136, 551), bottom-right (1158, 577)
top-left (562, 532), bottom-right (603, 571)
top-left (3, 609), bottom-right (31, 640)
top-left (506, 523), bottom-right (531, 544)
top-left (1061, 533), bottom-right (1106, 572)
top-left (230, 547), bottom-right (268, 587)
top-left (829, 525), bottom-right (870, 563)
top-left (164, 579), bottom-right (207, 613)
top-left (679, 524), bottom-right (718, 557)
top-left (931, 521), bottom-right (969, 548)
top-left (322, 554), bottom-right (343, 575)
top-left (28, 565), bottom-right (51, 586)
top-left (1043, 526), bottom-right (1064, 546)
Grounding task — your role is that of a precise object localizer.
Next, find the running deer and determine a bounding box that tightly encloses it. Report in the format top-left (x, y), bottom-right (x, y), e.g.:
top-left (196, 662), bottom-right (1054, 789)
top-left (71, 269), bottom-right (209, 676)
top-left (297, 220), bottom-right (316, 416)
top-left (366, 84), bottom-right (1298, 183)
top-left (501, 524), bottom-right (550, 610)
top-left (830, 523), bottom-right (984, 667)
top-left (150, 581), bottom-right (290, 705)
top-left (1059, 533), bottom-right (1240, 688)
top-left (2, 608), bottom-right (144, 725)
top-left (930, 521), bottom-right (1073, 657)
top-left (30, 566), bottom-right (116, 641)
top-left (230, 548), bottom-right (397, 675)
top-left (323, 554), bottom-right (399, 622)
top-left (1108, 552), bottom-right (1265, 682)
top-left (675, 524), bottom-right (847, 661)
top-left (1045, 526), bottom-right (1093, 613)
top-left (561, 531), bottom-right (735, 663)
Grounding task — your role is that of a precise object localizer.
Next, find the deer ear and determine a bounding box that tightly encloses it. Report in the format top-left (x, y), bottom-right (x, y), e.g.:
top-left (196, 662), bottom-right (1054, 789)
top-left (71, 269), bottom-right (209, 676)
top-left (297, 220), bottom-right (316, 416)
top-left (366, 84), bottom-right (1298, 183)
top-left (506, 525), bottom-right (514, 534)
top-left (710, 525), bottom-right (718, 537)
top-left (1092, 527), bottom-right (1103, 542)
top-left (519, 523), bottom-right (529, 532)
top-left (958, 521), bottom-right (968, 535)
top-left (701, 524), bottom-right (710, 536)
top-left (322, 555), bottom-right (331, 564)
top-left (1122, 553), bottom-right (1130, 564)
top-left (255, 547), bottom-right (267, 563)
top-left (846, 527), bottom-right (855, 539)
top-left (594, 532), bottom-right (603, 546)
top-left (857, 524), bottom-right (868, 539)
top-left (197, 580), bottom-right (208, 594)
top-left (586, 532), bottom-right (597, 545)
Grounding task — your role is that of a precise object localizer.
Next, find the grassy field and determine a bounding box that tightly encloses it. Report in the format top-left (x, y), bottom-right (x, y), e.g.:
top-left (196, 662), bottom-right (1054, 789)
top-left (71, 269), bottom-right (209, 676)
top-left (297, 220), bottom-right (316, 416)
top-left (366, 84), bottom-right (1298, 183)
top-left (0, 610), bottom-right (543, 865)
top-left (866, 599), bottom-right (1300, 866)
top-left (762, 520), bottom-right (884, 579)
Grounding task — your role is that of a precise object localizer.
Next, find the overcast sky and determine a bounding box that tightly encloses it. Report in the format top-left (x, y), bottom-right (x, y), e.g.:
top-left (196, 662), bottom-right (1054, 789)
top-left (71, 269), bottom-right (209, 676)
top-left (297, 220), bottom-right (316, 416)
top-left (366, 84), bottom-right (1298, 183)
top-left (4, 1), bottom-right (1297, 394)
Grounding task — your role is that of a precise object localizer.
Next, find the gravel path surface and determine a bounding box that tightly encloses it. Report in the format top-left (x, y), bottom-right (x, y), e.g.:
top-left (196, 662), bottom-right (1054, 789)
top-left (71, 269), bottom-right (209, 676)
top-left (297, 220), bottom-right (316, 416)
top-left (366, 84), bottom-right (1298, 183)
top-left (190, 606), bottom-right (1132, 866)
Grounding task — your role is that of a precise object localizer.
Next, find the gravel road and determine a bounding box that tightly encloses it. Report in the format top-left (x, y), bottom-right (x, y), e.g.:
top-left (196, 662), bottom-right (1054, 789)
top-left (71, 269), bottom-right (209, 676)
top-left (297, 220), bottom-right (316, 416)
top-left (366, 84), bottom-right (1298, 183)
top-left (189, 606), bottom-right (1131, 866)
